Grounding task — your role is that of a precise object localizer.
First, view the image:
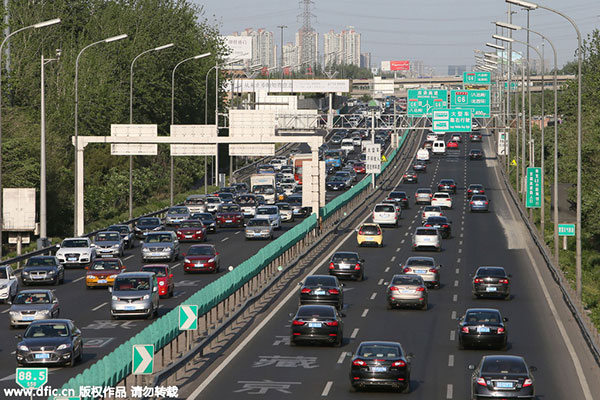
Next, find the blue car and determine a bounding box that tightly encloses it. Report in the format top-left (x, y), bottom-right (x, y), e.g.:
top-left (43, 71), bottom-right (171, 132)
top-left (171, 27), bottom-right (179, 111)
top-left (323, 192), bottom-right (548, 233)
top-left (469, 195), bottom-right (489, 212)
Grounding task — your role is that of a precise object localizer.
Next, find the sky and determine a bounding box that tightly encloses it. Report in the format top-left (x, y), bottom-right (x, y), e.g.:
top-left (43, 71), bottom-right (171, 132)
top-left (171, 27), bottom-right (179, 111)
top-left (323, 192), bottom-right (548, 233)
top-left (196, 0), bottom-right (599, 74)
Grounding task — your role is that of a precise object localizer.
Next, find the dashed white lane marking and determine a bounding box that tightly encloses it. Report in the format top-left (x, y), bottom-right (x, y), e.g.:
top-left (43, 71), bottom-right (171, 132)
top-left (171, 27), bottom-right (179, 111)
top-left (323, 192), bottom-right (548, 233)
top-left (459, 240), bottom-right (463, 246)
top-left (455, 268), bottom-right (460, 274)
top-left (448, 354), bottom-right (455, 367)
top-left (370, 292), bottom-right (377, 300)
top-left (450, 330), bottom-right (456, 341)
top-left (456, 258), bottom-right (461, 263)
top-left (390, 256), bottom-right (396, 262)
top-left (454, 280), bottom-right (459, 287)
top-left (351, 328), bottom-right (360, 339)
top-left (235, 231), bottom-right (241, 235)
top-left (452, 294), bottom-right (458, 302)
top-left (446, 383), bottom-right (453, 399)
top-left (337, 352), bottom-right (348, 364)
top-left (221, 237), bottom-right (229, 242)
top-left (123, 255), bottom-right (134, 261)
top-left (384, 267), bottom-right (390, 273)
top-left (396, 247), bottom-right (401, 252)
top-left (459, 233), bottom-right (464, 238)
top-left (458, 249), bottom-right (462, 254)
top-left (361, 309), bottom-right (369, 318)
top-left (321, 381), bottom-right (333, 396)
top-left (404, 232), bottom-right (409, 236)
top-left (73, 276), bottom-right (85, 283)
top-left (92, 302), bottom-right (107, 311)
top-left (400, 239), bottom-right (405, 244)
top-left (451, 310), bottom-right (457, 320)
top-left (378, 278), bottom-right (384, 285)
top-left (172, 263), bottom-right (182, 269)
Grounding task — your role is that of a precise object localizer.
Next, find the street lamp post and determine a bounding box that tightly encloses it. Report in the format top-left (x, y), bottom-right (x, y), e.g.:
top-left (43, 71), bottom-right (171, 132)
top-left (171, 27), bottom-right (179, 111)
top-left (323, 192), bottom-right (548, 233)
top-left (0, 17), bottom-right (60, 257)
top-left (129, 43), bottom-right (174, 215)
top-left (74, 33), bottom-right (128, 236)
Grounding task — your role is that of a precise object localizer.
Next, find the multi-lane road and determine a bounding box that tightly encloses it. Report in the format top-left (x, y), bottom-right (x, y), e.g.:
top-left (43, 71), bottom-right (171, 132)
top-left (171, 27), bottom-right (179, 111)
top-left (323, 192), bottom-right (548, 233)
top-left (180, 129), bottom-right (600, 399)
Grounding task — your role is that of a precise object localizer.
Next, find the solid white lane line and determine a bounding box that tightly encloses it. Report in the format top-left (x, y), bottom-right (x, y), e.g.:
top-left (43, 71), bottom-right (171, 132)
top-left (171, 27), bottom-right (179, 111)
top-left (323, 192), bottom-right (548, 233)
top-left (454, 280), bottom-right (459, 287)
top-left (321, 381), bottom-right (333, 396)
top-left (390, 256), bottom-right (396, 262)
top-left (235, 231), bottom-right (241, 235)
top-left (384, 267), bottom-right (390, 273)
top-left (446, 384), bottom-right (453, 399)
top-left (448, 354), bottom-right (454, 367)
top-left (92, 302), bottom-right (107, 311)
top-left (370, 292), bottom-right (377, 300)
top-left (450, 330), bottom-right (456, 341)
top-left (1, 308), bottom-right (9, 314)
top-left (452, 294), bottom-right (458, 302)
top-left (337, 352), bottom-right (347, 364)
top-left (361, 309), bottom-right (369, 318)
top-left (123, 255), bottom-right (134, 261)
top-left (378, 278), bottom-right (384, 285)
top-left (73, 276), bottom-right (85, 283)
top-left (221, 237), bottom-right (229, 242)
top-left (351, 328), bottom-right (359, 339)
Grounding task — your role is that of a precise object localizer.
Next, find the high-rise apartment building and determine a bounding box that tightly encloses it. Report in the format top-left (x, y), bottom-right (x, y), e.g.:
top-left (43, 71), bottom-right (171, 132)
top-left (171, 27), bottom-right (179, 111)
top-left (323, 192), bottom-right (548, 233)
top-left (360, 52), bottom-right (371, 69)
top-left (234, 28), bottom-right (276, 68)
top-left (322, 27), bottom-right (361, 68)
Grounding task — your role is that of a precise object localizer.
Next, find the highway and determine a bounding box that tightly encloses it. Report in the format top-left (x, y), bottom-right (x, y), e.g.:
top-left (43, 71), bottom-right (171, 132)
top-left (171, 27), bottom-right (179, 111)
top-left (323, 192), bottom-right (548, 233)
top-left (180, 130), bottom-right (600, 399)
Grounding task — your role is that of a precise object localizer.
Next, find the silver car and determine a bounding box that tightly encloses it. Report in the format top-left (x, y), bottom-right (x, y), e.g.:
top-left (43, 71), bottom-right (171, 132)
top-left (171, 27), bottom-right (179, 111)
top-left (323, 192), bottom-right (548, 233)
top-left (93, 231), bottom-right (124, 258)
top-left (109, 272), bottom-right (159, 319)
top-left (386, 274), bottom-right (428, 310)
top-left (415, 188), bottom-right (433, 205)
top-left (255, 205), bottom-right (282, 229)
top-left (165, 206), bottom-right (191, 226)
top-left (402, 256), bottom-right (441, 288)
top-left (205, 196), bottom-right (223, 214)
top-left (245, 218), bottom-right (274, 240)
top-left (421, 205), bottom-right (443, 223)
top-left (372, 203), bottom-right (399, 227)
top-left (141, 232), bottom-right (180, 262)
top-left (412, 227), bottom-right (441, 252)
top-left (276, 202), bottom-right (294, 222)
top-left (9, 289), bottom-right (60, 328)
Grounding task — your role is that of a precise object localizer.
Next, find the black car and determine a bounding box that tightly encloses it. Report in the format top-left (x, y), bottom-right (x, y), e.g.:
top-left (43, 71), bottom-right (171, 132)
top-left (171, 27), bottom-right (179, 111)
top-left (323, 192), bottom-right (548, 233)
top-left (458, 308), bottom-right (508, 350)
top-left (423, 216), bottom-right (452, 239)
top-left (290, 305), bottom-right (343, 346)
top-left (387, 191), bottom-right (409, 209)
top-left (472, 266), bottom-right (511, 299)
top-left (108, 224), bottom-right (134, 249)
top-left (232, 182), bottom-right (248, 194)
top-left (402, 171), bottom-right (418, 183)
top-left (326, 176), bottom-right (346, 191)
top-left (22, 256), bottom-right (64, 286)
top-left (470, 355), bottom-right (535, 399)
top-left (287, 194), bottom-right (311, 218)
top-left (470, 149), bottom-right (484, 160)
top-left (467, 184), bottom-right (485, 199)
top-left (189, 212), bottom-right (217, 233)
top-left (299, 275), bottom-right (343, 310)
top-left (329, 251), bottom-right (364, 281)
top-left (349, 341), bottom-right (411, 393)
top-left (16, 319), bottom-right (83, 367)
top-left (331, 134), bottom-right (343, 145)
top-left (134, 217), bottom-right (164, 239)
top-left (412, 160), bottom-right (427, 172)
top-left (437, 179), bottom-right (457, 194)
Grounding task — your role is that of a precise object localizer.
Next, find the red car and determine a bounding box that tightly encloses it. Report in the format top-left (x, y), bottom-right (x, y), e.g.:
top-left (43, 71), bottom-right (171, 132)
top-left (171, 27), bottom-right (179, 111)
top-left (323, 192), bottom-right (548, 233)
top-left (215, 204), bottom-right (244, 228)
top-left (183, 244), bottom-right (220, 273)
top-left (353, 162), bottom-right (366, 174)
top-left (141, 264), bottom-right (174, 297)
top-left (447, 140), bottom-right (459, 149)
top-left (176, 220), bottom-right (207, 242)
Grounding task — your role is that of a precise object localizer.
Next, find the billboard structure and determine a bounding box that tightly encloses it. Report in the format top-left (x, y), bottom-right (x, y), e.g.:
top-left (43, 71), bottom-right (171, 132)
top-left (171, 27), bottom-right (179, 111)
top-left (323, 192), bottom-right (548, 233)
top-left (3, 188), bottom-right (36, 231)
top-left (110, 124), bottom-right (158, 156)
top-left (222, 36), bottom-right (252, 61)
top-left (381, 60), bottom-right (410, 72)
top-left (225, 79), bottom-right (349, 93)
top-left (170, 125), bottom-right (217, 156)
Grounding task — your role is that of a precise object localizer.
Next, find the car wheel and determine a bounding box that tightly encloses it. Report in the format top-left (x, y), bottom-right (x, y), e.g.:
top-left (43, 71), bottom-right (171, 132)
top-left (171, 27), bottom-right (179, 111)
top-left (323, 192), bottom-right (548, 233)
top-left (54, 277), bottom-right (60, 286)
top-left (386, 302), bottom-right (393, 310)
top-left (459, 340), bottom-right (465, 350)
top-left (22, 280), bottom-right (28, 286)
top-left (421, 302), bottom-right (428, 311)
top-left (401, 379), bottom-right (410, 394)
top-left (169, 287), bottom-right (174, 298)
top-left (146, 311), bottom-right (154, 320)
top-left (334, 334), bottom-right (343, 347)
top-left (357, 272), bottom-right (364, 282)
top-left (290, 338), bottom-right (297, 347)
top-left (504, 293), bottom-right (511, 300)
top-left (68, 355), bottom-right (76, 367)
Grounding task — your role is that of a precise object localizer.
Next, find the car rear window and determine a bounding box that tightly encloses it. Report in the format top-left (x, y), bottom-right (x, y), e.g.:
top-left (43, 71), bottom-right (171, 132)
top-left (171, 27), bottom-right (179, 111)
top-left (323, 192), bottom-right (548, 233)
top-left (332, 253), bottom-right (358, 262)
top-left (433, 193), bottom-right (450, 198)
top-left (477, 267), bottom-right (506, 277)
top-left (391, 275), bottom-right (423, 285)
top-left (406, 258), bottom-right (435, 266)
top-left (297, 305), bottom-right (336, 318)
top-left (305, 276), bottom-right (337, 286)
top-left (375, 205), bottom-right (395, 213)
top-left (416, 189), bottom-right (432, 194)
top-left (424, 206), bottom-right (441, 212)
top-left (358, 344), bottom-right (401, 358)
top-left (415, 228), bottom-right (438, 235)
top-left (481, 358), bottom-right (527, 374)
top-left (465, 311), bottom-right (501, 324)
top-left (471, 195), bottom-right (487, 201)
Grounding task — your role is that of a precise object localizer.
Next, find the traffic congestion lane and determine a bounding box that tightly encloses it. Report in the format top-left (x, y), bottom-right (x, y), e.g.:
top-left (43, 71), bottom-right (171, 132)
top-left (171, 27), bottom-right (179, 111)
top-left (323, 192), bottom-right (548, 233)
top-left (189, 131), bottom-right (599, 400)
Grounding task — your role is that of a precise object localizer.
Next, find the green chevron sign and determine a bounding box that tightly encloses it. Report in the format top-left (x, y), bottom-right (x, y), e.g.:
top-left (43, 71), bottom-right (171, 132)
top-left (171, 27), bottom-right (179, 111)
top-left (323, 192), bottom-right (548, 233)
top-left (179, 305), bottom-right (198, 330)
top-left (132, 344), bottom-right (154, 375)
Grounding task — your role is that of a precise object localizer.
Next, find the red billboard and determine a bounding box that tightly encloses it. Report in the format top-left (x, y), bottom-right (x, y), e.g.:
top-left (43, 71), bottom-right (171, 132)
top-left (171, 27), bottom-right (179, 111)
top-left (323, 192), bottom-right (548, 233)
top-left (390, 60), bottom-right (410, 71)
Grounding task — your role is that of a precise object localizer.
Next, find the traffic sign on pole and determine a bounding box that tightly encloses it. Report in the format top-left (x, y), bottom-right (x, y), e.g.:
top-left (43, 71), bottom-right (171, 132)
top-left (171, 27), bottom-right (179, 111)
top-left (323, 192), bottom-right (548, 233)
top-left (15, 368), bottom-right (48, 390)
top-left (407, 89), bottom-right (448, 116)
top-left (365, 144), bottom-right (382, 174)
top-left (132, 344), bottom-right (154, 375)
top-left (432, 109), bottom-right (472, 133)
top-left (498, 131), bottom-right (509, 155)
top-left (463, 71), bottom-right (491, 85)
top-left (526, 167), bottom-right (542, 208)
top-left (558, 224), bottom-right (576, 237)
top-left (450, 90), bottom-right (490, 118)
top-left (179, 305), bottom-right (198, 330)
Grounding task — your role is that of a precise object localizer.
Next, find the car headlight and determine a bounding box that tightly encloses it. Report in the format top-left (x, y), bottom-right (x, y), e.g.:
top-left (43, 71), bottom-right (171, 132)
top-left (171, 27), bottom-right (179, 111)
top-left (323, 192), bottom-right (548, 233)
top-left (261, 230), bottom-right (270, 234)
top-left (21, 271), bottom-right (29, 275)
top-left (163, 247), bottom-right (172, 252)
top-left (153, 226), bottom-right (162, 231)
top-left (9, 311), bottom-right (18, 316)
top-left (142, 248), bottom-right (150, 252)
top-left (208, 258), bottom-right (215, 263)
top-left (18, 345), bottom-right (29, 352)
top-left (184, 258), bottom-right (191, 264)
top-left (134, 227), bottom-right (142, 232)
top-left (112, 244), bottom-right (120, 248)
top-left (142, 294), bottom-right (150, 300)
top-left (38, 310), bottom-right (51, 316)
top-left (0, 284), bottom-right (7, 289)
top-left (112, 295), bottom-right (118, 301)
top-left (56, 343), bottom-right (71, 351)
top-left (109, 275), bottom-right (117, 279)
top-left (48, 270), bottom-right (56, 275)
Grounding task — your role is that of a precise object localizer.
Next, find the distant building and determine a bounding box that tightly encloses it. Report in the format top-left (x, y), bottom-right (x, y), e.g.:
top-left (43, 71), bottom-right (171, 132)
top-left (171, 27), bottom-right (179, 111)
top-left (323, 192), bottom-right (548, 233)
top-left (234, 28), bottom-right (276, 68)
top-left (448, 65), bottom-right (467, 76)
top-left (296, 29), bottom-right (319, 70)
top-left (409, 60), bottom-right (424, 78)
top-left (283, 42), bottom-right (299, 69)
top-left (323, 27), bottom-right (361, 68)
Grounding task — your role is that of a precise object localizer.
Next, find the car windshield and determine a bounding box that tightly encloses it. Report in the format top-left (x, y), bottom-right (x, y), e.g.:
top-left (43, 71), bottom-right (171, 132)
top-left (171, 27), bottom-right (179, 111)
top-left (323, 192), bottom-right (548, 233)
top-left (142, 267), bottom-right (167, 277)
top-left (96, 232), bottom-right (120, 241)
top-left (256, 207), bottom-right (277, 215)
top-left (185, 198), bottom-right (204, 205)
top-left (221, 205), bottom-right (240, 212)
top-left (14, 292), bottom-right (50, 304)
top-left (90, 260), bottom-right (120, 271)
top-left (407, 258), bottom-right (435, 266)
top-left (440, 180), bottom-right (454, 184)
top-left (477, 267), bottom-right (506, 277)
top-left (188, 246), bottom-right (215, 256)
top-left (277, 203), bottom-right (291, 210)
top-left (392, 275), bottom-right (423, 285)
top-left (0, 268), bottom-right (6, 279)
top-left (254, 185), bottom-right (274, 194)
top-left (179, 221), bottom-right (203, 228)
top-left (62, 239), bottom-right (89, 248)
top-left (26, 257), bottom-right (56, 266)
top-left (416, 228), bottom-right (438, 235)
top-left (206, 197), bottom-right (221, 204)
top-left (25, 323), bottom-right (70, 338)
top-left (168, 207), bottom-right (188, 214)
top-left (114, 277), bottom-right (150, 291)
top-left (297, 306), bottom-right (335, 318)
top-left (247, 219), bottom-right (270, 227)
top-left (108, 226), bottom-right (129, 234)
top-left (482, 358), bottom-right (527, 374)
top-left (416, 189), bottom-right (431, 194)
top-left (305, 276), bottom-right (337, 286)
top-left (465, 311), bottom-right (501, 324)
top-left (238, 196), bottom-right (256, 205)
top-left (358, 344), bottom-right (401, 358)
top-left (138, 218), bottom-right (159, 226)
top-left (375, 205), bottom-right (395, 213)
top-left (145, 234), bottom-right (173, 243)
top-left (332, 253), bottom-right (359, 263)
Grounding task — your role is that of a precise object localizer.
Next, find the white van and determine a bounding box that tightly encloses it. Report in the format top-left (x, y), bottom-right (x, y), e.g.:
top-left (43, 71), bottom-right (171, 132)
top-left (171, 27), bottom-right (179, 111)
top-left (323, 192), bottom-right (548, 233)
top-left (341, 138), bottom-right (355, 154)
top-left (432, 140), bottom-right (446, 155)
top-left (416, 148), bottom-right (430, 163)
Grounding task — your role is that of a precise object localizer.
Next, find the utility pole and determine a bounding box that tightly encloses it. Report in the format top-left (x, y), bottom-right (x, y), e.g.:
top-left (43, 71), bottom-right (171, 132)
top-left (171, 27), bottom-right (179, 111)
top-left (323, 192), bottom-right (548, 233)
top-left (277, 25), bottom-right (287, 91)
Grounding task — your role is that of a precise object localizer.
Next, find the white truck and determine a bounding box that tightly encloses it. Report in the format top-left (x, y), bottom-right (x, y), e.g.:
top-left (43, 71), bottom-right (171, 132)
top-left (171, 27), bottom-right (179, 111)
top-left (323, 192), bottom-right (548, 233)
top-left (251, 173), bottom-right (277, 204)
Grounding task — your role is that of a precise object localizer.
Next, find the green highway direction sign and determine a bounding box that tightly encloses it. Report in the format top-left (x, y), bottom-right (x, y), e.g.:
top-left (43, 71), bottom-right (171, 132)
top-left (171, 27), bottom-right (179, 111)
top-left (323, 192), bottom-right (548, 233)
top-left (16, 368), bottom-right (48, 389)
top-left (179, 304), bottom-right (198, 330)
top-left (558, 224), bottom-right (576, 237)
top-left (463, 71), bottom-right (491, 85)
top-left (407, 89), bottom-right (448, 116)
top-left (504, 81), bottom-right (519, 90)
top-left (526, 167), bottom-right (542, 208)
top-left (132, 344), bottom-right (154, 375)
top-left (432, 109), bottom-right (472, 133)
top-left (450, 90), bottom-right (491, 118)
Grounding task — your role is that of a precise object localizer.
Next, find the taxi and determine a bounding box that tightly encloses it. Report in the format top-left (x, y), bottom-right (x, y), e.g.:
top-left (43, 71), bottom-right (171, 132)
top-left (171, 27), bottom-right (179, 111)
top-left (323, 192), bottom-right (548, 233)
top-left (356, 223), bottom-right (383, 247)
top-left (85, 258), bottom-right (125, 288)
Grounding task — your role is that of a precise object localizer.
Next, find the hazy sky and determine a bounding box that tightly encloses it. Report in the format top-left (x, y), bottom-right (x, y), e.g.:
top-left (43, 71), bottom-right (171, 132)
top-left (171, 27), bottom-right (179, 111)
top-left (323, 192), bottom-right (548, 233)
top-left (196, 0), bottom-right (599, 73)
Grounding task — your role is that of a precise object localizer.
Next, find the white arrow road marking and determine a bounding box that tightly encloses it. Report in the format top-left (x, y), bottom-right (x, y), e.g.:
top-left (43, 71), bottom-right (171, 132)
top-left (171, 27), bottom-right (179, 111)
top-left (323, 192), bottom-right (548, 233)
top-left (133, 346), bottom-right (153, 374)
top-left (181, 306), bottom-right (197, 330)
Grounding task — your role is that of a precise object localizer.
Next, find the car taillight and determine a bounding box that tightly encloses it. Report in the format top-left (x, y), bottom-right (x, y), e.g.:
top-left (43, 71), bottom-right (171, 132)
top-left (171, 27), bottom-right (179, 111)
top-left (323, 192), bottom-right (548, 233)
top-left (470, 201), bottom-right (474, 205)
top-left (476, 378), bottom-right (487, 386)
top-left (353, 359), bottom-right (367, 366)
top-left (429, 268), bottom-right (437, 273)
top-left (499, 279), bottom-right (509, 284)
top-left (325, 321), bottom-right (339, 327)
top-left (392, 360), bottom-right (406, 367)
top-left (292, 320), bottom-right (305, 326)
top-left (474, 278), bottom-right (483, 283)
top-left (301, 288), bottom-right (311, 294)
top-left (402, 198), bottom-right (407, 201)
top-left (461, 327), bottom-right (469, 333)
top-left (425, 224), bottom-right (432, 227)
top-left (450, 185), bottom-right (456, 188)
top-left (377, 230), bottom-right (382, 235)
top-left (523, 378), bottom-right (533, 387)
top-left (422, 212), bottom-right (426, 217)
top-left (484, 201), bottom-right (489, 205)
top-left (429, 194), bottom-right (432, 197)
top-left (389, 286), bottom-right (399, 291)
top-left (329, 262), bottom-right (335, 270)
top-left (468, 190), bottom-right (472, 193)
top-left (497, 327), bottom-right (505, 334)
top-left (415, 287), bottom-right (425, 292)
top-left (358, 230), bottom-right (364, 235)
top-left (328, 288), bottom-right (340, 295)
top-left (442, 224), bottom-right (449, 228)
top-left (403, 267), bottom-right (411, 273)
top-left (355, 263), bottom-right (361, 270)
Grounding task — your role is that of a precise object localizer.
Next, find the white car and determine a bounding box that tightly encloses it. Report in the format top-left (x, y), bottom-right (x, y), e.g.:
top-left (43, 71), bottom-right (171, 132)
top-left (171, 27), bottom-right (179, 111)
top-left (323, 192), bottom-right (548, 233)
top-left (276, 202), bottom-right (294, 222)
top-left (341, 138), bottom-right (355, 154)
top-left (0, 265), bottom-right (18, 303)
top-left (372, 203), bottom-right (399, 227)
top-left (55, 237), bottom-right (96, 268)
top-left (280, 183), bottom-right (295, 197)
top-left (431, 140), bottom-right (446, 155)
top-left (204, 196), bottom-right (223, 213)
top-left (451, 133), bottom-right (461, 142)
top-left (421, 205), bottom-right (444, 223)
top-left (412, 227), bottom-right (442, 252)
top-left (416, 148), bottom-right (430, 162)
top-left (352, 136), bottom-right (362, 147)
top-left (431, 192), bottom-right (453, 209)
top-left (255, 205), bottom-right (282, 229)
top-left (426, 133), bottom-right (437, 141)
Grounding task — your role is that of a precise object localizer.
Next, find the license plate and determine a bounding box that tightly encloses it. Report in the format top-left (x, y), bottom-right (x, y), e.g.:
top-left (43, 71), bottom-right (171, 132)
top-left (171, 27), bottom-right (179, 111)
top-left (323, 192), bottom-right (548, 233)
top-left (226, 220), bottom-right (232, 223)
top-left (308, 322), bottom-right (322, 328)
top-left (475, 202), bottom-right (483, 205)
top-left (98, 279), bottom-right (107, 284)
top-left (477, 326), bottom-right (490, 333)
top-left (486, 287), bottom-right (497, 292)
top-left (68, 257), bottom-right (77, 261)
top-left (124, 306), bottom-right (135, 311)
top-left (372, 367), bottom-right (386, 372)
top-left (496, 381), bottom-right (513, 388)
top-left (35, 353), bottom-right (50, 359)
top-left (22, 316), bottom-right (34, 321)
top-left (314, 290), bottom-right (326, 295)
top-left (32, 276), bottom-right (44, 279)
top-left (339, 264), bottom-right (350, 269)
top-left (416, 269), bottom-right (427, 274)
top-left (185, 235), bottom-right (192, 238)
top-left (151, 253), bottom-right (162, 257)
top-left (422, 237), bottom-right (431, 242)
top-left (196, 263), bottom-right (204, 267)
top-left (401, 289), bottom-right (414, 294)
